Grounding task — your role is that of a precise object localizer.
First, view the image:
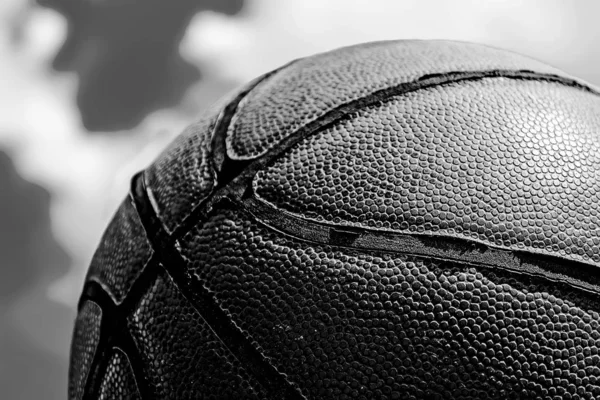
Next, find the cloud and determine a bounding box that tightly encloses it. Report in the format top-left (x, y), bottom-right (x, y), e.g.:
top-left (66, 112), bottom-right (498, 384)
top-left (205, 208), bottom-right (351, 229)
top-left (183, 0), bottom-right (597, 84)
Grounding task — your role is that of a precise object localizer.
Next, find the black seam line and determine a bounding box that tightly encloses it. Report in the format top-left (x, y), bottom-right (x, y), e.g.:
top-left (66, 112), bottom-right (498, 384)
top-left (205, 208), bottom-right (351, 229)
top-left (223, 193), bottom-right (600, 328)
top-left (209, 75), bottom-right (269, 177)
top-left (170, 69), bottom-right (600, 241)
top-left (210, 57), bottom-right (302, 179)
top-left (78, 280), bottom-right (116, 314)
top-left (239, 194), bottom-right (600, 298)
top-left (81, 258), bottom-right (160, 400)
top-left (80, 277), bottom-right (119, 309)
top-left (76, 301), bottom-right (102, 400)
top-left (147, 63), bottom-right (289, 237)
top-left (79, 257), bottom-right (154, 310)
top-left (115, 333), bottom-right (153, 400)
top-left (130, 172), bottom-right (307, 400)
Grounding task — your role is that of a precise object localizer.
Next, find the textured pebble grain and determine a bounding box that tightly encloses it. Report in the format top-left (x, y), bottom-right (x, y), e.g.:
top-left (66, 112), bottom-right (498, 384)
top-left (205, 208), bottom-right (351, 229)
top-left (98, 349), bottom-right (141, 400)
top-left (228, 40), bottom-right (577, 160)
top-left (180, 207), bottom-right (600, 400)
top-left (127, 272), bottom-right (269, 399)
top-left (255, 78), bottom-right (600, 265)
top-left (69, 301), bottom-right (102, 400)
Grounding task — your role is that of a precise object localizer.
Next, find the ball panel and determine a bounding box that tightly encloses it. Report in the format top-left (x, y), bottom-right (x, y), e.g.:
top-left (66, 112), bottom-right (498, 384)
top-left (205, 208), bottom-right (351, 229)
top-left (255, 78), bottom-right (600, 265)
top-left (86, 198), bottom-right (152, 304)
top-left (144, 112), bottom-right (219, 234)
top-left (69, 300), bottom-right (102, 400)
top-left (180, 205), bottom-right (600, 400)
top-left (98, 348), bottom-right (141, 400)
top-left (227, 40), bottom-right (580, 161)
top-left (126, 271), bottom-right (269, 399)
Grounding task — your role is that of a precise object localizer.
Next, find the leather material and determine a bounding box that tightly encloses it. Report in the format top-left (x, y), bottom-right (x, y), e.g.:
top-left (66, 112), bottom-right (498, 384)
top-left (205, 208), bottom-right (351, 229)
top-left (144, 113), bottom-right (219, 234)
top-left (255, 77), bottom-right (600, 266)
top-left (127, 272), bottom-right (269, 399)
top-left (69, 301), bottom-right (102, 400)
top-left (179, 205), bottom-right (600, 399)
top-left (98, 349), bottom-right (141, 400)
top-left (86, 198), bottom-right (152, 304)
top-left (226, 40), bottom-right (585, 160)
top-left (70, 40), bottom-right (600, 399)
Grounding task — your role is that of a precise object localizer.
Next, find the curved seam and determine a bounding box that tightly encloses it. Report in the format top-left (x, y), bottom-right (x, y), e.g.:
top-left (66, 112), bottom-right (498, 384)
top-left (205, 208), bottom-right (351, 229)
top-left (171, 69), bottom-right (600, 241)
top-left (233, 195), bottom-right (600, 300)
top-left (127, 67), bottom-right (600, 397)
top-left (131, 172), bottom-right (307, 400)
top-left (76, 301), bottom-right (102, 400)
top-left (248, 71), bottom-right (599, 175)
top-left (143, 62), bottom-right (292, 237)
top-left (227, 68), bottom-right (599, 161)
top-left (115, 332), bottom-right (153, 400)
top-left (81, 259), bottom-right (160, 400)
top-left (83, 255), bottom-right (154, 308)
top-left (108, 348), bottom-right (145, 400)
top-left (420, 69), bottom-right (597, 93)
top-left (134, 60), bottom-right (309, 399)
top-left (247, 191), bottom-right (600, 271)
top-left (211, 57), bottom-right (303, 177)
top-left (82, 277), bottom-right (120, 309)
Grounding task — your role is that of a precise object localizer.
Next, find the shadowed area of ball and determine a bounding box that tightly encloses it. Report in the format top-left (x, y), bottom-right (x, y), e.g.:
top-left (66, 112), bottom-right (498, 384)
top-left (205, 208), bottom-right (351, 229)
top-left (69, 40), bottom-right (600, 400)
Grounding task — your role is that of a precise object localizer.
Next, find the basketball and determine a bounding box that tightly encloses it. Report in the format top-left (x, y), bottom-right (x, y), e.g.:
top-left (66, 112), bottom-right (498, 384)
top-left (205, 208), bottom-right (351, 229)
top-left (69, 40), bottom-right (600, 399)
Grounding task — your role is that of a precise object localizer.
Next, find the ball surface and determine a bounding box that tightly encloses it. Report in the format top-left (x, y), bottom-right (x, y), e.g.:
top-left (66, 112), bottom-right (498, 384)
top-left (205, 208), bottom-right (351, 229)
top-left (70, 40), bottom-right (600, 400)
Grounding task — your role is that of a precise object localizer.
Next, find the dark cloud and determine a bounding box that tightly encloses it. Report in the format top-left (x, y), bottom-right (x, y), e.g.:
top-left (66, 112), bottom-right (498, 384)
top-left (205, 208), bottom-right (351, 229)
top-left (37, 0), bottom-right (244, 132)
top-left (0, 149), bottom-right (72, 399)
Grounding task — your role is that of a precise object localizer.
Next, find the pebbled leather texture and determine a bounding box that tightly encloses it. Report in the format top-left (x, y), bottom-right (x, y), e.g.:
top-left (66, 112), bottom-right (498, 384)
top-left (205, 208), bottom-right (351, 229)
top-left (69, 40), bottom-right (600, 400)
top-left (226, 40), bottom-right (586, 160)
top-left (86, 198), bottom-right (152, 304)
top-left (98, 349), bottom-right (141, 400)
top-left (69, 301), bottom-right (102, 400)
top-left (179, 205), bottom-right (600, 400)
top-left (254, 78), bottom-right (600, 266)
top-left (127, 271), bottom-right (269, 399)
top-left (144, 113), bottom-right (219, 234)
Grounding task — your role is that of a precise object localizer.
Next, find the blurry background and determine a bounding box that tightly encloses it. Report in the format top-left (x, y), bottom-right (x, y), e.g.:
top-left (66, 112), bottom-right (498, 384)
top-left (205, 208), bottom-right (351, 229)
top-left (1, 0), bottom-right (600, 398)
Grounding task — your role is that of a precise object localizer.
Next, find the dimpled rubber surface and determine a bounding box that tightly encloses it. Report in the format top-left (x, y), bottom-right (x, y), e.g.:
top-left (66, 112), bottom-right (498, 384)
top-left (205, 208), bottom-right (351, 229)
top-left (180, 207), bottom-right (600, 400)
top-left (144, 112), bottom-right (219, 233)
top-left (226, 40), bottom-right (579, 160)
top-left (98, 349), bottom-right (141, 400)
top-left (127, 271), bottom-right (268, 399)
top-left (69, 301), bottom-right (102, 400)
top-left (255, 78), bottom-right (600, 266)
top-left (86, 198), bottom-right (152, 303)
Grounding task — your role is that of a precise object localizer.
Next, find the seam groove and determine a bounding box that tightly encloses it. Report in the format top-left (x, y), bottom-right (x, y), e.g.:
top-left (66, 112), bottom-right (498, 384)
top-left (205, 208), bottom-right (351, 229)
top-left (187, 194), bottom-right (600, 312)
top-left (131, 172), bottom-right (307, 400)
top-left (171, 69), bottom-right (600, 241)
top-left (124, 68), bottom-right (600, 399)
top-left (115, 332), bottom-right (153, 400)
top-left (211, 57), bottom-right (304, 187)
top-left (239, 194), bottom-right (600, 297)
top-left (82, 259), bottom-right (159, 400)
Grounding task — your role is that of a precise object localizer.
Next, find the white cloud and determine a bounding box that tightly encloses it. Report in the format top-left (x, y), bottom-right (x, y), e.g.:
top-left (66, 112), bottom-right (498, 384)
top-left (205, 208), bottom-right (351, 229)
top-left (183, 0), bottom-right (592, 84)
